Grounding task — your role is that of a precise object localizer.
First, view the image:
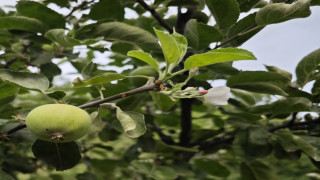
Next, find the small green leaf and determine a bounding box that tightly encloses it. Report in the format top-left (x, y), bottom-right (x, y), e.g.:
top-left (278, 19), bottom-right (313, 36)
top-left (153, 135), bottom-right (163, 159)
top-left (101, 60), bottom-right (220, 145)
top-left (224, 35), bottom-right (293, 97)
top-left (91, 159), bottom-right (127, 173)
top-left (45, 29), bottom-right (81, 47)
top-left (292, 135), bottom-right (320, 161)
top-left (240, 161), bottom-right (279, 180)
top-left (0, 82), bottom-right (19, 99)
top-left (227, 13), bottom-right (264, 47)
top-left (127, 50), bottom-right (159, 70)
top-left (205, 0), bottom-right (240, 30)
top-left (150, 92), bottom-right (176, 111)
top-left (89, 0), bottom-right (124, 21)
top-left (16, 1), bottom-right (65, 29)
top-left (231, 89), bottom-right (256, 105)
top-left (154, 28), bottom-right (180, 64)
top-left (184, 48), bottom-right (256, 70)
top-left (151, 166), bottom-right (178, 180)
top-left (236, 0), bottom-right (261, 12)
top-left (0, 70), bottom-right (49, 93)
top-left (266, 65), bottom-right (292, 80)
top-left (256, 0), bottom-right (311, 26)
top-left (81, 62), bottom-right (98, 80)
top-left (295, 48), bottom-right (320, 87)
top-left (227, 71), bottom-right (291, 86)
top-left (155, 141), bottom-right (198, 153)
top-left (0, 169), bottom-right (15, 180)
top-left (270, 97), bottom-right (312, 114)
top-left (72, 73), bottom-right (126, 87)
top-left (171, 32), bottom-right (188, 62)
top-left (32, 140), bottom-right (81, 171)
top-left (115, 107), bottom-right (146, 138)
top-left (0, 16), bottom-right (47, 33)
top-left (80, 22), bottom-right (160, 52)
top-left (185, 19), bottom-right (223, 50)
top-left (229, 82), bottom-right (288, 96)
top-left (194, 158), bottom-right (230, 177)
top-left (46, 91), bottom-right (66, 100)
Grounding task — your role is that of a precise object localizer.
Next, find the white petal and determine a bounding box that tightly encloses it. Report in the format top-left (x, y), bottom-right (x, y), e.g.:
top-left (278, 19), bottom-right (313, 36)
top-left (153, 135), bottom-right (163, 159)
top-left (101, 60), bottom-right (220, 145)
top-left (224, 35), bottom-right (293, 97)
top-left (207, 86), bottom-right (230, 96)
top-left (204, 86), bottom-right (230, 105)
top-left (205, 94), bottom-right (229, 105)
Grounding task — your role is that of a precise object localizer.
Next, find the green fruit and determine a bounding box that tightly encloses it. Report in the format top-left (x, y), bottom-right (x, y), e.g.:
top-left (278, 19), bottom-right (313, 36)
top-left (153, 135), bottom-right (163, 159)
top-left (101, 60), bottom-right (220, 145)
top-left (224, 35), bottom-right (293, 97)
top-left (26, 104), bottom-right (92, 143)
top-left (129, 66), bottom-right (158, 87)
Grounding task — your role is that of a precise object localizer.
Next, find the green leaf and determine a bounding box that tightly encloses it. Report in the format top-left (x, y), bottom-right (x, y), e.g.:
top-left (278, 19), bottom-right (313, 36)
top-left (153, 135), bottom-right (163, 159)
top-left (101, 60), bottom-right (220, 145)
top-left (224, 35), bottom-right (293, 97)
top-left (171, 32), bottom-right (188, 62)
top-left (227, 71), bottom-right (291, 86)
top-left (16, 1), bottom-right (65, 29)
top-left (311, 0), bottom-right (320, 6)
top-left (194, 158), bottom-right (230, 177)
top-left (151, 166), bottom-right (178, 180)
top-left (91, 159), bottom-right (127, 173)
top-left (0, 16), bottom-right (47, 33)
top-left (236, 0), bottom-right (262, 12)
top-left (0, 82), bottom-right (19, 99)
top-left (87, 22), bottom-right (161, 52)
top-left (231, 89), bottom-right (256, 105)
top-left (274, 132), bottom-right (300, 152)
top-left (154, 28), bottom-right (180, 64)
top-left (265, 65), bottom-right (292, 80)
top-left (45, 29), bottom-right (81, 47)
top-left (76, 172), bottom-right (98, 180)
top-left (115, 107), bottom-right (146, 138)
top-left (185, 19), bottom-right (223, 50)
top-left (229, 82), bottom-right (288, 96)
top-left (240, 161), bottom-right (279, 180)
top-left (256, 0), bottom-right (311, 26)
top-left (184, 48), bottom-right (256, 70)
top-left (0, 169), bottom-right (14, 180)
top-left (46, 91), bottom-right (66, 100)
top-left (155, 141), bottom-right (198, 153)
top-left (205, 0), bottom-right (240, 30)
top-left (270, 97), bottom-right (312, 114)
top-left (32, 140), bottom-right (81, 171)
top-left (150, 92), bottom-right (176, 111)
top-left (72, 73), bottom-right (126, 87)
top-left (292, 135), bottom-right (320, 161)
top-left (295, 48), bottom-right (320, 87)
top-left (127, 50), bottom-right (159, 70)
top-left (81, 62), bottom-right (98, 80)
top-left (40, 62), bottom-right (61, 79)
top-left (0, 70), bottom-right (49, 93)
top-left (227, 13), bottom-right (264, 47)
top-left (89, 0), bottom-right (124, 21)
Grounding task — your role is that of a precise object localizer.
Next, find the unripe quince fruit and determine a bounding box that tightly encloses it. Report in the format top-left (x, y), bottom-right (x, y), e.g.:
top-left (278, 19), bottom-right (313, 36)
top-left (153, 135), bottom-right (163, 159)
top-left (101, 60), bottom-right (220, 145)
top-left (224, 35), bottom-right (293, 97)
top-left (26, 104), bottom-right (92, 143)
top-left (129, 66), bottom-right (158, 87)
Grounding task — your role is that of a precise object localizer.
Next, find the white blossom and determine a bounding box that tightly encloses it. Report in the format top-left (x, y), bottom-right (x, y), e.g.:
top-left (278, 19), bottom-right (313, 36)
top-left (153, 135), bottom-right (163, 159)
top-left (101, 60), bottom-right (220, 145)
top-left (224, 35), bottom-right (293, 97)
top-left (204, 86), bottom-right (230, 105)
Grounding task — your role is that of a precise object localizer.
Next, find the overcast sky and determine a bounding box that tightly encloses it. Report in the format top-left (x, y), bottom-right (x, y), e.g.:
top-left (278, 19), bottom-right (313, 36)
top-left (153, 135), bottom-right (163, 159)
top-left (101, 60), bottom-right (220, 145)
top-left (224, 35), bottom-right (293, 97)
top-left (1, 1), bottom-right (319, 90)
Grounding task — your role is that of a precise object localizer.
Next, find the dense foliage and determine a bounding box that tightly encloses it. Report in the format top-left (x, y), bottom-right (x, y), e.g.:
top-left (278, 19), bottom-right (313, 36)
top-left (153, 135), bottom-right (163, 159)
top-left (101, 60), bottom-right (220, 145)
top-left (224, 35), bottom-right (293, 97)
top-left (1, 0), bottom-right (320, 179)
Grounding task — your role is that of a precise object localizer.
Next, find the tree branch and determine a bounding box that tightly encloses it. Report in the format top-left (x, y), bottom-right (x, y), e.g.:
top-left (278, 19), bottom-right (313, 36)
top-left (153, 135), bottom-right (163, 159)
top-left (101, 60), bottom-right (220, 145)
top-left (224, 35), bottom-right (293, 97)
top-left (135, 0), bottom-right (173, 33)
top-left (65, 0), bottom-right (95, 18)
top-left (200, 117), bottom-right (320, 150)
top-left (78, 83), bottom-right (160, 109)
top-left (176, 7), bottom-right (196, 34)
top-left (1, 123), bottom-right (27, 138)
top-left (179, 98), bottom-right (194, 146)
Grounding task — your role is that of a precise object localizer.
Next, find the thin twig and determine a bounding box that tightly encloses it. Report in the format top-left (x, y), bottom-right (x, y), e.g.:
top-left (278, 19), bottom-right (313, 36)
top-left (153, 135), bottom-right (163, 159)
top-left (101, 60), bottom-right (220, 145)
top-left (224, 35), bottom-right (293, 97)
top-left (65, 0), bottom-right (95, 18)
top-left (135, 0), bottom-right (173, 33)
top-left (146, 105), bottom-right (176, 145)
top-left (78, 83), bottom-right (160, 109)
top-left (1, 123), bottom-right (27, 138)
top-left (200, 117), bottom-right (320, 150)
